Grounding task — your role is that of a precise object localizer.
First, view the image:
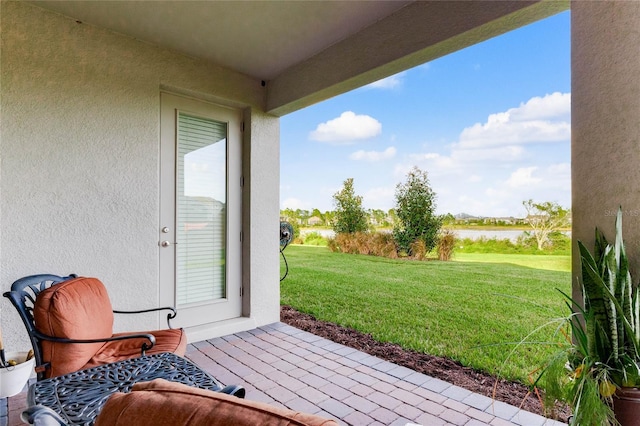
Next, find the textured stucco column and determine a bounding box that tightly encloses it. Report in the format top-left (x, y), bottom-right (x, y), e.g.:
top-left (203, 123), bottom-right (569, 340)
top-left (572, 1), bottom-right (640, 285)
top-left (242, 108), bottom-right (281, 326)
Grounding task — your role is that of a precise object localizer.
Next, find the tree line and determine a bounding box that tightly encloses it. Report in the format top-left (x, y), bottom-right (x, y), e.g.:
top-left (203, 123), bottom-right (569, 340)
top-left (281, 167), bottom-right (571, 259)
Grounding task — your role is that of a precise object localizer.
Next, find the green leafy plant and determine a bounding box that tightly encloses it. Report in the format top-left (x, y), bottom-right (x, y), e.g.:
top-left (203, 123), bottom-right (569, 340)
top-left (332, 178), bottom-right (369, 234)
top-left (537, 207), bottom-right (640, 425)
top-left (393, 167), bottom-right (442, 255)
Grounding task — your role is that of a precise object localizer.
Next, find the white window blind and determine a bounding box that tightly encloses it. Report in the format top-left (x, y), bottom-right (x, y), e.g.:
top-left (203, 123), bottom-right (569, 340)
top-left (176, 112), bottom-right (227, 306)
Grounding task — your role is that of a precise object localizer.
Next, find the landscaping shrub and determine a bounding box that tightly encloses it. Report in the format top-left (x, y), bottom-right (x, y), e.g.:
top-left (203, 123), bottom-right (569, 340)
top-left (328, 232), bottom-right (358, 254)
top-left (457, 234), bottom-right (570, 255)
top-left (515, 232), bottom-right (537, 250)
top-left (327, 237), bottom-right (339, 252)
top-left (302, 232), bottom-right (328, 246)
top-left (328, 232), bottom-right (398, 258)
top-left (410, 239), bottom-right (428, 260)
top-left (548, 231), bottom-right (571, 252)
top-left (437, 228), bottom-right (456, 261)
top-left (329, 229), bottom-right (569, 259)
top-left (458, 237), bottom-right (519, 253)
top-left (371, 232), bottom-right (398, 259)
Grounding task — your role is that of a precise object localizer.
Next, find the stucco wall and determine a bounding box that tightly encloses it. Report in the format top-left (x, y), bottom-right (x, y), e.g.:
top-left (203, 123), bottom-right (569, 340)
top-left (242, 108), bottom-right (281, 325)
top-left (572, 1), bottom-right (640, 278)
top-left (1, 2), bottom-right (278, 350)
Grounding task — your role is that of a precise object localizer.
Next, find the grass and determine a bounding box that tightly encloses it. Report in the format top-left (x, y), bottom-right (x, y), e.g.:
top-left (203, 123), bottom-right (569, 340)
top-left (280, 245), bottom-right (571, 386)
top-left (453, 253), bottom-right (571, 272)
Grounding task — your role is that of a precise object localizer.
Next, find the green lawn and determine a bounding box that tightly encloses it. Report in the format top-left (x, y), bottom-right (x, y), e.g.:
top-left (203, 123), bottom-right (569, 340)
top-left (453, 253), bottom-right (571, 272)
top-left (280, 245), bottom-right (572, 385)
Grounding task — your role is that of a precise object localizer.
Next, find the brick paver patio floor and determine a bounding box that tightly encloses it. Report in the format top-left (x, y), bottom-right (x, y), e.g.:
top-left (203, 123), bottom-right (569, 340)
top-left (187, 322), bottom-right (565, 426)
top-left (1, 322), bottom-right (567, 426)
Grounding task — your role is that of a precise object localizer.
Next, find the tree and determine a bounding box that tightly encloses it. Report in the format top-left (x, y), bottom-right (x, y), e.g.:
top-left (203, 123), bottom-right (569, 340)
top-left (311, 208), bottom-right (324, 223)
top-left (281, 208), bottom-right (299, 224)
top-left (441, 213), bottom-right (456, 226)
top-left (393, 167), bottom-right (442, 255)
top-left (522, 199), bottom-right (570, 250)
top-left (387, 208), bottom-right (397, 226)
top-left (296, 209), bottom-right (310, 224)
top-left (332, 178), bottom-right (368, 234)
top-left (323, 210), bottom-right (335, 227)
top-left (369, 209), bottom-right (388, 227)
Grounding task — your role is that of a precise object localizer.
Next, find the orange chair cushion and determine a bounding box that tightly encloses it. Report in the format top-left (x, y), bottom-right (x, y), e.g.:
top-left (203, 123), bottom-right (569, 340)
top-left (84, 328), bottom-right (187, 369)
top-left (34, 277), bottom-right (114, 378)
top-left (95, 379), bottom-right (339, 426)
top-left (34, 276), bottom-right (188, 378)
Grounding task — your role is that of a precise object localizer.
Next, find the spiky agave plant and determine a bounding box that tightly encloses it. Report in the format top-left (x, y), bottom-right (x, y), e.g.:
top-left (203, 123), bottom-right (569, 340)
top-left (539, 207), bottom-right (640, 426)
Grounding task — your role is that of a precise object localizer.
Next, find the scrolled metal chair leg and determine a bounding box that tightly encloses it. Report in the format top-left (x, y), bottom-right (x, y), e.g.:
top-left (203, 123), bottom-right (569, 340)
top-left (220, 385), bottom-right (246, 399)
top-left (21, 405), bottom-right (68, 426)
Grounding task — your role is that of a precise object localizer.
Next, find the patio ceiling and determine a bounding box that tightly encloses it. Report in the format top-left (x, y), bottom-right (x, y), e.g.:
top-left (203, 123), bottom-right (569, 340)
top-left (30, 0), bottom-right (412, 81)
top-left (29, 0), bottom-right (568, 115)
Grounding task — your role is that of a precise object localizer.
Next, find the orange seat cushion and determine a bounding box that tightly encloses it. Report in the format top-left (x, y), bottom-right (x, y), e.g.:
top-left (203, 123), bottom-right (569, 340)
top-left (34, 276), bottom-right (187, 378)
top-left (34, 277), bottom-right (114, 378)
top-left (95, 379), bottom-right (339, 426)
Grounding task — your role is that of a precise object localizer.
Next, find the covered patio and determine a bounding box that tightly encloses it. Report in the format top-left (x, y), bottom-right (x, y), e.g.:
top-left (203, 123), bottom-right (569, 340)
top-left (3, 323), bottom-right (565, 426)
top-left (2, 0), bottom-right (640, 425)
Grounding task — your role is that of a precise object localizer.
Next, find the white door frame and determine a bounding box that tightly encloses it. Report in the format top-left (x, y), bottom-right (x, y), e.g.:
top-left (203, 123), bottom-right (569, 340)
top-left (159, 92), bottom-right (242, 329)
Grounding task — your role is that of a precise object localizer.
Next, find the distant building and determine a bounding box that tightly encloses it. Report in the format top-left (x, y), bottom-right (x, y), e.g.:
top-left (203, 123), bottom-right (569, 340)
top-left (307, 216), bottom-right (323, 226)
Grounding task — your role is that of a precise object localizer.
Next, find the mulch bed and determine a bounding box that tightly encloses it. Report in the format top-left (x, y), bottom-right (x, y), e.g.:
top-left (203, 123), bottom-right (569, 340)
top-left (280, 305), bottom-right (570, 422)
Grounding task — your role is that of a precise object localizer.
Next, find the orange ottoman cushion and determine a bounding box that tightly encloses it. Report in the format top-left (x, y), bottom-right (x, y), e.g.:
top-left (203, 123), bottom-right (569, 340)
top-left (95, 379), bottom-right (339, 426)
top-left (34, 277), bottom-right (114, 378)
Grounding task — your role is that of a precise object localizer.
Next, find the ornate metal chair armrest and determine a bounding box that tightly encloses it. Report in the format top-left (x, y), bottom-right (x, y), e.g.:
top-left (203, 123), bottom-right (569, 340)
top-left (33, 330), bottom-right (156, 354)
top-left (113, 306), bottom-right (178, 328)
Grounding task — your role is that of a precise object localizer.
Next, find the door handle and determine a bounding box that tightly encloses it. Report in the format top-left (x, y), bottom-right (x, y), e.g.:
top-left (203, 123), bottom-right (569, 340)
top-left (160, 241), bottom-right (176, 247)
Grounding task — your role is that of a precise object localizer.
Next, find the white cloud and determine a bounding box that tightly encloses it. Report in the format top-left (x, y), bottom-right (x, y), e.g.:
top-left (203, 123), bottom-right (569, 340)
top-left (451, 145), bottom-right (525, 163)
top-left (506, 167), bottom-right (542, 188)
top-left (281, 197), bottom-right (312, 210)
top-left (409, 153), bottom-right (440, 160)
top-left (546, 163), bottom-right (571, 190)
top-left (363, 186), bottom-right (395, 209)
top-left (309, 111), bottom-right (382, 144)
top-left (406, 153), bottom-right (455, 172)
top-left (401, 93), bottom-right (571, 182)
top-left (510, 92), bottom-right (570, 121)
top-left (485, 187), bottom-right (510, 198)
top-left (471, 163), bottom-right (570, 216)
top-left (456, 92), bottom-right (570, 149)
top-left (350, 146), bottom-right (397, 162)
top-left (366, 72), bottom-right (406, 89)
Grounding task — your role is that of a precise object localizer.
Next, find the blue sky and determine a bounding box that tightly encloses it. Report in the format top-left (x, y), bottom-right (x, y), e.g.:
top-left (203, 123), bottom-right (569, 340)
top-left (280, 11), bottom-right (570, 218)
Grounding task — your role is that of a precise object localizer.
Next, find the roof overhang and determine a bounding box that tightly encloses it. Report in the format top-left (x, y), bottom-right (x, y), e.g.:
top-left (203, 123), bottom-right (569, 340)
top-left (29, 0), bottom-right (569, 116)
